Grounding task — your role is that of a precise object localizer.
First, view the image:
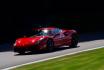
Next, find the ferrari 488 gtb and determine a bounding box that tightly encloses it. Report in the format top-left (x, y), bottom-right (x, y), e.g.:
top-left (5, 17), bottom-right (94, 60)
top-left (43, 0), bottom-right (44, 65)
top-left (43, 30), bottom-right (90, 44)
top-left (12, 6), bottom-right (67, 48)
top-left (13, 27), bottom-right (78, 54)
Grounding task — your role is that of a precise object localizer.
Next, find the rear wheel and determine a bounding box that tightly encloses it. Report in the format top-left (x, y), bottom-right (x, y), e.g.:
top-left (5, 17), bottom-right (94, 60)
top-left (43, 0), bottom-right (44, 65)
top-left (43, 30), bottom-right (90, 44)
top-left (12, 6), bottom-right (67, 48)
top-left (46, 39), bottom-right (54, 52)
top-left (70, 34), bottom-right (78, 48)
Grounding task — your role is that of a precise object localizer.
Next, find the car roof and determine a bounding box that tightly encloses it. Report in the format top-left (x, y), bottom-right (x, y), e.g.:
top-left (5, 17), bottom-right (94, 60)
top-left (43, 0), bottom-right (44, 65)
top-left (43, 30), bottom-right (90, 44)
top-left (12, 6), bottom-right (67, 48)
top-left (41, 27), bottom-right (56, 30)
top-left (33, 27), bottom-right (58, 30)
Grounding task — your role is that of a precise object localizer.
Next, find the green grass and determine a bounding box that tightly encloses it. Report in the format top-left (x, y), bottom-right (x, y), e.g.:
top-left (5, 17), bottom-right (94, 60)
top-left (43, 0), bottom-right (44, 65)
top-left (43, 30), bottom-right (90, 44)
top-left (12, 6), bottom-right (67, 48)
top-left (12, 48), bottom-right (104, 70)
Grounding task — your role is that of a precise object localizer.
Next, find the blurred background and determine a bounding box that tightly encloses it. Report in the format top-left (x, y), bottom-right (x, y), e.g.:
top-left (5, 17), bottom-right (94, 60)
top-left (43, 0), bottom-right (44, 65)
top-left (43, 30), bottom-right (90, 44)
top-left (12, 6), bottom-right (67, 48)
top-left (0, 8), bottom-right (104, 43)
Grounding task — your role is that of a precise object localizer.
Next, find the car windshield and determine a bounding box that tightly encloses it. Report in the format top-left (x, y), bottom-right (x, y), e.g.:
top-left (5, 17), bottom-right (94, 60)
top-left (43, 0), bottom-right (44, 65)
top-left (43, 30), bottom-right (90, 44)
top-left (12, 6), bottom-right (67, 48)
top-left (38, 28), bottom-right (61, 36)
top-left (30, 28), bottom-right (61, 37)
top-left (37, 29), bottom-right (53, 36)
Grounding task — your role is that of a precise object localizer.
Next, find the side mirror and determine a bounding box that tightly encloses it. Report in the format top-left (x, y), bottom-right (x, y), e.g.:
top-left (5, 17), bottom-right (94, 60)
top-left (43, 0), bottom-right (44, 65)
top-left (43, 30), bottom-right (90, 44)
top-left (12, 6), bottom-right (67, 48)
top-left (53, 34), bottom-right (60, 38)
top-left (63, 32), bottom-right (69, 36)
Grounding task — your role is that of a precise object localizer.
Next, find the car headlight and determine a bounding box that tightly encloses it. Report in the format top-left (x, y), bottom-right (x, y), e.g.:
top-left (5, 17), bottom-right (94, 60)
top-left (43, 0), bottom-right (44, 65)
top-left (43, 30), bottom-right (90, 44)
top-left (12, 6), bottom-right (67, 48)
top-left (32, 40), bottom-right (35, 43)
top-left (35, 38), bottom-right (44, 45)
top-left (18, 41), bottom-right (21, 43)
top-left (13, 43), bottom-right (16, 46)
top-left (40, 38), bottom-right (43, 40)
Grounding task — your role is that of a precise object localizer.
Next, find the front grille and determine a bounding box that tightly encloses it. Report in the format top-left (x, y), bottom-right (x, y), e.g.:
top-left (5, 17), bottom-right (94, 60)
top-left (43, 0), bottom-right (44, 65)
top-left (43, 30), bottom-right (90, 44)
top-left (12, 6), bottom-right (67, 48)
top-left (14, 44), bottom-right (39, 52)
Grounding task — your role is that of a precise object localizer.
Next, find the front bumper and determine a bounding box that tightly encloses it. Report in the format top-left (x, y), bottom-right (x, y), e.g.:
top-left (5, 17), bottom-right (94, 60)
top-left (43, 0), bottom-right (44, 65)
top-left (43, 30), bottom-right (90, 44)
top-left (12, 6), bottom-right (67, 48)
top-left (13, 44), bottom-right (39, 52)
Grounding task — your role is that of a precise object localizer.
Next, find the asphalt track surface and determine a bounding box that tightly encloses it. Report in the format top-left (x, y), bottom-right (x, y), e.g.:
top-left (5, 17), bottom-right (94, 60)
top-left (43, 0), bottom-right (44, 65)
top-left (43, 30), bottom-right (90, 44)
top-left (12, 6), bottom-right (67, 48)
top-left (0, 32), bottom-right (104, 69)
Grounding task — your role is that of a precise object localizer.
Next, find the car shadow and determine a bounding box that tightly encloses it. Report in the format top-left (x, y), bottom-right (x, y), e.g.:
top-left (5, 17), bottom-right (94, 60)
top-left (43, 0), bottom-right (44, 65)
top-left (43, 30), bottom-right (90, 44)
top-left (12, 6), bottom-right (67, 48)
top-left (15, 46), bottom-right (80, 56)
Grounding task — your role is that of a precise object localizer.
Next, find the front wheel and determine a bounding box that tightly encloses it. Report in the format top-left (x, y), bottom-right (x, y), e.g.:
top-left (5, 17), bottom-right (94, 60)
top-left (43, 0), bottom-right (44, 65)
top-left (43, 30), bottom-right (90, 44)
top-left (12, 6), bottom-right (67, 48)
top-left (18, 50), bottom-right (25, 54)
top-left (46, 39), bottom-right (54, 52)
top-left (70, 34), bottom-right (78, 48)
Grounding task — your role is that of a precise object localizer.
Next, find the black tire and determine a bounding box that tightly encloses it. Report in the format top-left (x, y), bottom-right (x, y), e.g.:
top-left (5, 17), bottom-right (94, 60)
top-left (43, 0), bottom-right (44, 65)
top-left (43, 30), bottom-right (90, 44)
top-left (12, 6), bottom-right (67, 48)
top-left (46, 39), bottom-right (54, 52)
top-left (18, 51), bottom-right (25, 54)
top-left (70, 34), bottom-right (78, 48)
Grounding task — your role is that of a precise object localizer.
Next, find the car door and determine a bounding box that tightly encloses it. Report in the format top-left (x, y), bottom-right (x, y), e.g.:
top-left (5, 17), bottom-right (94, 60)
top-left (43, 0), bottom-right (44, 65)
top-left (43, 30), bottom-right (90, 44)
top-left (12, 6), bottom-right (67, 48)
top-left (51, 28), bottom-right (64, 46)
top-left (53, 33), bottom-right (63, 46)
top-left (63, 31), bottom-right (72, 45)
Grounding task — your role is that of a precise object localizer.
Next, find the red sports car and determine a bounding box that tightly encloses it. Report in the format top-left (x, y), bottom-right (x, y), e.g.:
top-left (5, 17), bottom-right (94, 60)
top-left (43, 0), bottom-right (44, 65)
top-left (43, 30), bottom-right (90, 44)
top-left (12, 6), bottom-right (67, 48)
top-left (13, 27), bottom-right (78, 54)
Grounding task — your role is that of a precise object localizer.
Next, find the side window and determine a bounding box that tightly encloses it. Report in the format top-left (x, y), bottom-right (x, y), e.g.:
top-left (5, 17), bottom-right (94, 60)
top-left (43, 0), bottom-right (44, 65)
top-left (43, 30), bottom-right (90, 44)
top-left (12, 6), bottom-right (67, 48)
top-left (53, 28), bottom-right (61, 34)
top-left (54, 33), bottom-right (65, 38)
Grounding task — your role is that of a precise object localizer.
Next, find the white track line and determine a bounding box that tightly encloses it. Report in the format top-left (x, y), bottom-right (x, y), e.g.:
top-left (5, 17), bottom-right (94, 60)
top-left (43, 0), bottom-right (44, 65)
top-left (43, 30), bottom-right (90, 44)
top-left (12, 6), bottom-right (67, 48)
top-left (2, 46), bottom-right (104, 70)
